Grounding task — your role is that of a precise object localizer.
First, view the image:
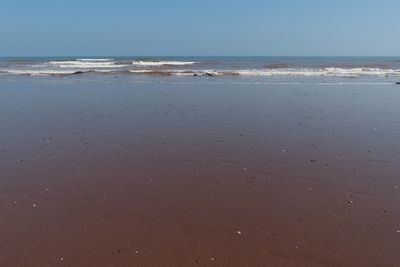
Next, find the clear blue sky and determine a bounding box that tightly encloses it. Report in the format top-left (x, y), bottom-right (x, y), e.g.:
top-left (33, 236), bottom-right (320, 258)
top-left (0, 0), bottom-right (399, 56)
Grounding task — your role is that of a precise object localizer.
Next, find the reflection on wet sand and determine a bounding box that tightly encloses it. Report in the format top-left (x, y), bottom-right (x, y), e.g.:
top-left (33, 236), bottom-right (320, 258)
top-left (0, 78), bottom-right (400, 266)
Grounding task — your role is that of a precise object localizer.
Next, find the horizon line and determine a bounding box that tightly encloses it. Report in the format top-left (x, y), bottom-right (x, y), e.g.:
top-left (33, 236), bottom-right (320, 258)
top-left (1, 55), bottom-right (400, 58)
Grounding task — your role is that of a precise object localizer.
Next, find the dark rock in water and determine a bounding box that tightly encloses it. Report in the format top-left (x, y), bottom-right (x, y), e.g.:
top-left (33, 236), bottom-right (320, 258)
top-left (193, 74), bottom-right (199, 77)
top-left (396, 82), bottom-right (400, 85)
top-left (72, 71), bottom-right (85, 75)
top-left (205, 72), bottom-right (214, 77)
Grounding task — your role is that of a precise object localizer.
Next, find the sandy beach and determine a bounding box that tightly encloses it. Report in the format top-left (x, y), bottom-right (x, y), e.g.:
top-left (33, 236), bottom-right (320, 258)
top-left (0, 77), bottom-right (400, 266)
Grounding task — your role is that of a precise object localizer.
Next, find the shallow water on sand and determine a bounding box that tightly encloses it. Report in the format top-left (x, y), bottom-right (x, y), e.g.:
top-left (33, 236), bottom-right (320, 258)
top-left (0, 77), bottom-right (400, 266)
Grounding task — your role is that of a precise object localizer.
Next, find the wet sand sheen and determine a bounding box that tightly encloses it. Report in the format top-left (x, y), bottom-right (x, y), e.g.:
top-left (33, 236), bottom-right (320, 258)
top-left (0, 78), bottom-right (400, 267)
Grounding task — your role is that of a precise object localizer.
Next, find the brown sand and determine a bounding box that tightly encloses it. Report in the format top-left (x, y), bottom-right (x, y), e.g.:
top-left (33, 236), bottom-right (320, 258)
top-left (0, 78), bottom-right (399, 266)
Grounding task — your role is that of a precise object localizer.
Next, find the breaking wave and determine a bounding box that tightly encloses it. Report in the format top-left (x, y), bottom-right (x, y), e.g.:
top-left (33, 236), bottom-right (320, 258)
top-left (48, 60), bottom-right (128, 68)
top-left (76, 58), bottom-right (113, 62)
top-left (0, 69), bottom-right (114, 76)
top-left (131, 61), bottom-right (197, 66)
top-left (226, 68), bottom-right (400, 77)
top-left (127, 68), bottom-right (400, 77)
top-left (1, 57), bottom-right (400, 80)
top-left (2, 67), bottom-right (400, 77)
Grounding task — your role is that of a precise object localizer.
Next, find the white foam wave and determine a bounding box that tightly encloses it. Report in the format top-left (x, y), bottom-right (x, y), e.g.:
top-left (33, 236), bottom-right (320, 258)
top-left (2, 67), bottom-right (400, 78)
top-left (128, 70), bottom-right (155, 73)
top-left (165, 68), bottom-right (400, 77)
top-left (48, 61), bottom-right (128, 68)
top-left (77, 58), bottom-right (113, 62)
top-left (0, 69), bottom-right (117, 76)
top-left (131, 61), bottom-right (196, 66)
top-left (0, 69), bottom-right (82, 76)
top-left (231, 68), bottom-right (400, 77)
top-left (128, 68), bottom-right (400, 77)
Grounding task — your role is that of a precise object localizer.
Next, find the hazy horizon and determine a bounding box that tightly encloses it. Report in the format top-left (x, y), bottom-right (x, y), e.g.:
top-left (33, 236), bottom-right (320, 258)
top-left (1, 56), bottom-right (400, 58)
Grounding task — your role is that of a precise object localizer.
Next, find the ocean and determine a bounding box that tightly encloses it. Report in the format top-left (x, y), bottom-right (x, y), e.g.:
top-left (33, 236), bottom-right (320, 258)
top-left (1, 56), bottom-right (400, 84)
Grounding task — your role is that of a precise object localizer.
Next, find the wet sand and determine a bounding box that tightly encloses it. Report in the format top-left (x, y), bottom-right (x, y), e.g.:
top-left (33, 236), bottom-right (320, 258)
top-left (0, 78), bottom-right (400, 266)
